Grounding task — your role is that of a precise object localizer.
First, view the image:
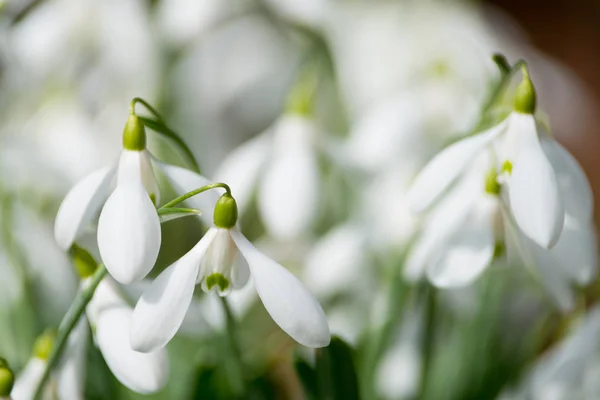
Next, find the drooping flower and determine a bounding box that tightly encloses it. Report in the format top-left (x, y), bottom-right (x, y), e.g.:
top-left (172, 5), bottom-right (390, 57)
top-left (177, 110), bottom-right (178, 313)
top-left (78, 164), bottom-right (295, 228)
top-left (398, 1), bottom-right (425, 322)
top-left (407, 70), bottom-right (593, 250)
top-left (54, 113), bottom-right (218, 284)
top-left (215, 114), bottom-right (320, 240)
top-left (131, 192), bottom-right (330, 352)
top-left (10, 330), bottom-right (56, 400)
top-left (85, 275), bottom-right (169, 394)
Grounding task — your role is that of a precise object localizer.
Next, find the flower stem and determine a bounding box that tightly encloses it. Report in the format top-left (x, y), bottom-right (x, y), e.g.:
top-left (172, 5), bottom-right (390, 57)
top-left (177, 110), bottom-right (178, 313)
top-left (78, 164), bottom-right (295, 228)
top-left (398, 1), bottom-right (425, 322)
top-left (32, 265), bottom-right (107, 400)
top-left (130, 97), bottom-right (201, 174)
top-left (219, 297), bottom-right (246, 395)
top-left (417, 283), bottom-right (438, 399)
top-left (159, 183), bottom-right (231, 210)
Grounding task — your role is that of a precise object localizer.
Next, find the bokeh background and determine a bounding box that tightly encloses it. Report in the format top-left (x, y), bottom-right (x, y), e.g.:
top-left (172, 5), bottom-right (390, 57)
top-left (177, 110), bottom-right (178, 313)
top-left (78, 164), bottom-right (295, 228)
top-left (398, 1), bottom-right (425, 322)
top-left (0, 0), bottom-right (599, 399)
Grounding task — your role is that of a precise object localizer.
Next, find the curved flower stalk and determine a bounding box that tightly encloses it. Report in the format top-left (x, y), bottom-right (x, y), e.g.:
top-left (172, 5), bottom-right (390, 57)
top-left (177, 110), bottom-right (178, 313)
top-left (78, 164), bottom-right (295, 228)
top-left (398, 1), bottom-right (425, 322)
top-left (407, 67), bottom-right (593, 251)
top-left (215, 114), bottom-right (321, 241)
top-left (131, 191), bottom-right (330, 352)
top-left (54, 108), bottom-right (218, 284)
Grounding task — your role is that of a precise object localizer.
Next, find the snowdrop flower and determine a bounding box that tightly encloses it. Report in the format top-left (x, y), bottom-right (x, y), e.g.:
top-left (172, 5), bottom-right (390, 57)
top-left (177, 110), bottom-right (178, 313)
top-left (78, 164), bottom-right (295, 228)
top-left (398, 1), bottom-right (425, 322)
top-left (215, 114), bottom-right (320, 240)
top-left (131, 192), bottom-right (330, 352)
top-left (405, 153), bottom-right (501, 288)
top-left (407, 68), bottom-right (593, 250)
top-left (54, 113), bottom-right (217, 284)
top-left (0, 359), bottom-right (14, 400)
top-left (10, 331), bottom-right (55, 400)
top-left (85, 273), bottom-right (169, 394)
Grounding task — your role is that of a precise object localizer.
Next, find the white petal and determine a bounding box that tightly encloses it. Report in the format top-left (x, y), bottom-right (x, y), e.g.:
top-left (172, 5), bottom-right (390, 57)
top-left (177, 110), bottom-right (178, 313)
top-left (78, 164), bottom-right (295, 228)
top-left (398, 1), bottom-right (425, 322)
top-left (230, 230), bottom-right (330, 347)
top-left (426, 197), bottom-right (496, 288)
top-left (140, 150), bottom-right (160, 205)
top-left (96, 307), bottom-right (169, 394)
top-left (56, 317), bottom-right (88, 400)
top-left (407, 122), bottom-right (505, 213)
top-left (214, 133), bottom-right (270, 213)
top-left (258, 150), bottom-right (319, 240)
top-left (231, 250), bottom-right (250, 289)
top-left (304, 224), bottom-right (366, 298)
top-left (508, 115), bottom-right (564, 249)
top-left (86, 277), bottom-right (129, 325)
top-left (540, 137), bottom-right (593, 224)
top-left (155, 160), bottom-right (221, 227)
top-left (130, 228), bottom-right (217, 352)
top-left (98, 152), bottom-right (161, 284)
top-left (54, 166), bottom-right (114, 250)
top-left (404, 173), bottom-right (480, 282)
top-left (11, 358), bottom-right (46, 400)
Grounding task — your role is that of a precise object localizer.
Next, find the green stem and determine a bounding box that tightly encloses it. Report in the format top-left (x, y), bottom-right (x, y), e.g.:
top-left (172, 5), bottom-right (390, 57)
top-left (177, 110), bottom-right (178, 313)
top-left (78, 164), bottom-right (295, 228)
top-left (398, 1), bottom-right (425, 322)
top-left (159, 183), bottom-right (231, 210)
top-left (130, 97), bottom-right (201, 174)
top-left (33, 266), bottom-right (107, 400)
top-left (130, 97), bottom-right (163, 122)
top-left (219, 297), bottom-right (246, 395)
top-left (417, 284), bottom-right (438, 400)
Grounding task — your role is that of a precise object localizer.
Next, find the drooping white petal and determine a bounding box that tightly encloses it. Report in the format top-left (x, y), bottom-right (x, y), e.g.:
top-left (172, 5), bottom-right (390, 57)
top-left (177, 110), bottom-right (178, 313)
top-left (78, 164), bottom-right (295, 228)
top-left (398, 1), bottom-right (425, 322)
top-left (11, 358), bottom-right (46, 400)
top-left (98, 151), bottom-right (161, 284)
top-left (508, 114), bottom-right (564, 249)
top-left (56, 317), bottom-right (88, 400)
top-left (540, 136), bottom-right (593, 224)
top-left (214, 133), bottom-right (271, 213)
top-left (155, 160), bottom-right (221, 227)
top-left (426, 196), bottom-right (497, 288)
top-left (258, 150), bottom-right (319, 240)
top-left (54, 166), bottom-right (115, 250)
top-left (231, 248), bottom-right (251, 289)
top-left (404, 171), bottom-right (481, 282)
top-left (96, 307), bottom-right (169, 394)
top-left (230, 230), bottom-right (330, 347)
top-left (130, 228), bottom-right (217, 352)
top-left (407, 121), bottom-right (506, 213)
top-left (304, 224), bottom-right (367, 298)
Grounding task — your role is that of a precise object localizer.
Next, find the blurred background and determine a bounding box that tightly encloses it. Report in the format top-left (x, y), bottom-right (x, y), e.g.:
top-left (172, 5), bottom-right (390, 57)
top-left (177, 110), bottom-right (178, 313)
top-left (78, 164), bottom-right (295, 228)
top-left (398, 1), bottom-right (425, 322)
top-left (0, 0), bottom-right (599, 399)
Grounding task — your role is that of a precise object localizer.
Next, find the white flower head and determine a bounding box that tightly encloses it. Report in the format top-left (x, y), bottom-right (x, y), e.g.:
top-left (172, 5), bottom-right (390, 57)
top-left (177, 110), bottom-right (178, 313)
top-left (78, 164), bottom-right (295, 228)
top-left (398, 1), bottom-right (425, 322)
top-left (131, 192), bottom-right (330, 352)
top-left (86, 276), bottom-right (169, 395)
top-left (407, 70), bottom-right (592, 251)
top-left (215, 115), bottom-right (320, 240)
top-left (54, 113), bottom-right (219, 284)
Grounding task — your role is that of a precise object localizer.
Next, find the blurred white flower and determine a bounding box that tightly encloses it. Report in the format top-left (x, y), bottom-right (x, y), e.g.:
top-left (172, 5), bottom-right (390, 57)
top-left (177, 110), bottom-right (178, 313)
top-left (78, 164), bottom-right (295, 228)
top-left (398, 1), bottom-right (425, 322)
top-left (86, 277), bottom-right (169, 394)
top-left (408, 109), bottom-right (592, 250)
top-left (131, 194), bottom-right (330, 351)
top-left (406, 153), bottom-right (500, 288)
top-left (216, 115), bottom-right (321, 240)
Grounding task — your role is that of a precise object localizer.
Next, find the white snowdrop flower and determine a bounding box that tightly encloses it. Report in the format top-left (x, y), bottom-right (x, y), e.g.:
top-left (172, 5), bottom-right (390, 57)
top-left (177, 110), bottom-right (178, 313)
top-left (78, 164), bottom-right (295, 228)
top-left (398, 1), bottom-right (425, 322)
top-left (131, 192), bottom-right (330, 352)
top-left (215, 115), bottom-right (320, 240)
top-left (54, 114), bottom-right (218, 284)
top-left (10, 331), bottom-right (55, 400)
top-left (86, 275), bottom-right (169, 394)
top-left (405, 153), bottom-right (501, 288)
top-left (407, 70), bottom-right (593, 250)
top-left (503, 306), bottom-right (600, 400)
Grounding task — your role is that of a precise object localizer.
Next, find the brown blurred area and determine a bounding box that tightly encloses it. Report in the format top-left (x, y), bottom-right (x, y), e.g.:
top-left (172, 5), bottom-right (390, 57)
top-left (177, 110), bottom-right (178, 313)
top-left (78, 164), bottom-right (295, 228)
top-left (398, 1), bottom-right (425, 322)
top-left (490, 0), bottom-right (600, 220)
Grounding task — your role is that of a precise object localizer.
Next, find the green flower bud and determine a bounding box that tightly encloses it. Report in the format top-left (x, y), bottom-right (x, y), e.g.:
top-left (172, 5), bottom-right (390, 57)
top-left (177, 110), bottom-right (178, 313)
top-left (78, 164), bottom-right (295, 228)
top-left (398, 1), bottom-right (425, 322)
top-left (0, 358), bottom-right (14, 397)
top-left (122, 114), bottom-right (146, 151)
top-left (33, 330), bottom-right (55, 361)
top-left (213, 193), bottom-right (238, 229)
top-left (69, 244), bottom-right (98, 279)
top-left (513, 67), bottom-right (536, 114)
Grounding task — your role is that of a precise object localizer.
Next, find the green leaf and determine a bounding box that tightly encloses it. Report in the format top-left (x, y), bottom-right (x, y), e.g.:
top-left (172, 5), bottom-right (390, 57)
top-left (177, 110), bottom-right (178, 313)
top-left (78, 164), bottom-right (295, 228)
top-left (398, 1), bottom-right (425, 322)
top-left (158, 207), bottom-right (202, 223)
top-left (316, 336), bottom-right (360, 400)
top-left (295, 359), bottom-right (318, 400)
